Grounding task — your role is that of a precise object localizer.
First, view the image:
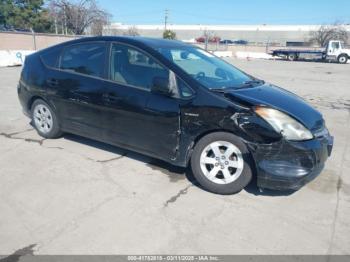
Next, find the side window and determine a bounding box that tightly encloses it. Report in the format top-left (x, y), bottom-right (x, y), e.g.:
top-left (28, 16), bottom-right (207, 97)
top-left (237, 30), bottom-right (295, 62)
top-left (128, 49), bottom-right (163, 69)
top-left (110, 43), bottom-right (169, 90)
top-left (332, 42), bottom-right (340, 49)
top-left (60, 43), bottom-right (106, 77)
top-left (177, 77), bottom-right (194, 98)
top-left (41, 48), bottom-right (62, 68)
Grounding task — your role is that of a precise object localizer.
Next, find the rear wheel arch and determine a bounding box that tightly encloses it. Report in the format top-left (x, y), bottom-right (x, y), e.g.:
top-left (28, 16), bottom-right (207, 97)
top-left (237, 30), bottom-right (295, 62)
top-left (28, 96), bottom-right (57, 113)
top-left (28, 96), bottom-right (45, 111)
top-left (31, 98), bottom-right (62, 138)
top-left (28, 96), bottom-right (61, 127)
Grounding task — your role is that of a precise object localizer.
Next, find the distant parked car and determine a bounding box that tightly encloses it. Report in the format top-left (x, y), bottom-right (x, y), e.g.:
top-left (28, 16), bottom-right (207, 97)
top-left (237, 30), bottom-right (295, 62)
top-left (0, 25), bottom-right (15, 31)
top-left (195, 36), bottom-right (205, 43)
top-left (196, 36), bottom-right (221, 43)
top-left (220, 39), bottom-right (235, 44)
top-left (233, 40), bottom-right (248, 45)
top-left (0, 26), bottom-right (31, 32)
top-left (14, 28), bottom-right (31, 32)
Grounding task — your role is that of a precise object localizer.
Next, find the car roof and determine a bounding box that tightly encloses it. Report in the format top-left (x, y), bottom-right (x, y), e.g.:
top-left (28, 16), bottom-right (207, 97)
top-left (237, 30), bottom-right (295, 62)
top-left (46, 36), bottom-right (191, 51)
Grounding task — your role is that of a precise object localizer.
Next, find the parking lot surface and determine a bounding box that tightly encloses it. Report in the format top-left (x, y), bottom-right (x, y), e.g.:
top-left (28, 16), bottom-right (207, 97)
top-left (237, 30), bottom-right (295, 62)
top-left (0, 59), bottom-right (349, 255)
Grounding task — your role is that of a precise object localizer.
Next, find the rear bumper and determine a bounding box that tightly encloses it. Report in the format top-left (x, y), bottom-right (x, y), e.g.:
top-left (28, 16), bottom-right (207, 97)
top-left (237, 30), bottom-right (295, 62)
top-left (249, 132), bottom-right (333, 191)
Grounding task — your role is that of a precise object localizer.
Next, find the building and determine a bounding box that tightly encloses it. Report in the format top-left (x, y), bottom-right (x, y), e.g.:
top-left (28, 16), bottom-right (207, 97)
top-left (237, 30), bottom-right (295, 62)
top-left (103, 23), bottom-right (350, 46)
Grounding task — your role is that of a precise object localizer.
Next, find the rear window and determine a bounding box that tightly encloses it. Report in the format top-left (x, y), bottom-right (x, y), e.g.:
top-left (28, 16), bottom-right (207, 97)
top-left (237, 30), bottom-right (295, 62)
top-left (41, 48), bottom-right (61, 68)
top-left (60, 42), bottom-right (106, 77)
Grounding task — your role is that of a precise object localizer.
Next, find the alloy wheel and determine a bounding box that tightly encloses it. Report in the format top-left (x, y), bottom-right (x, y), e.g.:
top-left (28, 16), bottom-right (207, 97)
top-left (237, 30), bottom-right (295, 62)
top-left (200, 141), bottom-right (244, 184)
top-left (33, 104), bottom-right (53, 134)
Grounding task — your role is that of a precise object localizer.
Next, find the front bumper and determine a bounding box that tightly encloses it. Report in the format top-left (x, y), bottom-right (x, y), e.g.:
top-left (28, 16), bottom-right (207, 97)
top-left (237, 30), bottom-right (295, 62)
top-left (249, 132), bottom-right (334, 191)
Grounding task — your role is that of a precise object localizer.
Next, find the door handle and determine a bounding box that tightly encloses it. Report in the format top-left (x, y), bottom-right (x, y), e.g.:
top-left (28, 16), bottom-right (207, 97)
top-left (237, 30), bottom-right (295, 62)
top-left (46, 78), bottom-right (59, 87)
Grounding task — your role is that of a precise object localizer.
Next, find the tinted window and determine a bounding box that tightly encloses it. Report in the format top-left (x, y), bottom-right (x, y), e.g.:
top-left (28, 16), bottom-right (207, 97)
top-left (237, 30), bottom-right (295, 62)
top-left (157, 46), bottom-right (252, 90)
top-left (110, 43), bottom-right (169, 90)
top-left (41, 48), bottom-right (61, 68)
top-left (128, 49), bottom-right (163, 69)
top-left (60, 43), bottom-right (106, 77)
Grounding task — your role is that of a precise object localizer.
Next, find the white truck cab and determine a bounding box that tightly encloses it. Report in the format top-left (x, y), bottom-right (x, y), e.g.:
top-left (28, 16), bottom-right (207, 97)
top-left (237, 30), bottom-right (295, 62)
top-left (326, 40), bottom-right (350, 64)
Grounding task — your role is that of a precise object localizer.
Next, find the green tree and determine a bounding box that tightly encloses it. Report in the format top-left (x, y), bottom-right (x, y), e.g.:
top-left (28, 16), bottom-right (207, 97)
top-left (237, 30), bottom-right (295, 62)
top-left (0, 0), bottom-right (13, 28)
top-left (0, 0), bottom-right (53, 32)
top-left (163, 29), bottom-right (176, 40)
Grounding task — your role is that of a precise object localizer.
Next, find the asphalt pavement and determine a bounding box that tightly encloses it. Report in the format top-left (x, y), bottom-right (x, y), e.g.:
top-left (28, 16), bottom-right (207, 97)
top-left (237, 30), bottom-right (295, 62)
top-left (0, 58), bottom-right (349, 255)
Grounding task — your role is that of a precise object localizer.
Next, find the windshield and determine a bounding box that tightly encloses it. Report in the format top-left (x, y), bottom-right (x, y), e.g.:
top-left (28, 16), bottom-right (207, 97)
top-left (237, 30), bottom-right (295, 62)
top-left (156, 46), bottom-right (253, 89)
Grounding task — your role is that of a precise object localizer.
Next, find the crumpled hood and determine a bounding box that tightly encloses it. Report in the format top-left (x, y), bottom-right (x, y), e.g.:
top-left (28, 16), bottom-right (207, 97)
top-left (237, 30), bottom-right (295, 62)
top-left (225, 84), bottom-right (324, 131)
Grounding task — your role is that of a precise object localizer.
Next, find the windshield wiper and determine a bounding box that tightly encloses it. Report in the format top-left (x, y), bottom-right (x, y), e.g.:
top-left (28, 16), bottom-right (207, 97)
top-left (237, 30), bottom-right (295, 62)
top-left (236, 79), bottom-right (265, 89)
top-left (209, 88), bottom-right (227, 93)
top-left (209, 80), bottom-right (265, 92)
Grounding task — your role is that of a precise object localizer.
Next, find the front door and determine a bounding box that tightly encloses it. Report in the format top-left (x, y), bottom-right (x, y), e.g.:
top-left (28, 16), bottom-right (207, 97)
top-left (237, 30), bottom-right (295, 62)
top-left (327, 41), bottom-right (340, 56)
top-left (101, 42), bottom-right (181, 159)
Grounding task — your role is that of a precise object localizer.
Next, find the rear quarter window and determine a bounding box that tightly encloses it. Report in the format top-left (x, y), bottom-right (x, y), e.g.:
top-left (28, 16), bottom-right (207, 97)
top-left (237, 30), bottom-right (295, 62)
top-left (60, 42), bottom-right (106, 77)
top-left (40, 48), bottom-right (62, 68)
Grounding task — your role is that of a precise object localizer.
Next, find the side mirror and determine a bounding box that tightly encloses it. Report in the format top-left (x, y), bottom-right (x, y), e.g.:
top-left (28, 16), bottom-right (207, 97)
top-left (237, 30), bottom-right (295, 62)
top-left (151, 76), bottom-right (172, 96)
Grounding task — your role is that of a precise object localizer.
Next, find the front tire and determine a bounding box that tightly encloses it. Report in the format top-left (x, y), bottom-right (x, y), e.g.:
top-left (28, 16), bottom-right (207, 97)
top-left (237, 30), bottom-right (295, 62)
top-left (191, 132), bottom-right (253, 195)
top-left (31, 99), bottom-right (62, 138)
top-left (337, 54), bottom-right (348, 64)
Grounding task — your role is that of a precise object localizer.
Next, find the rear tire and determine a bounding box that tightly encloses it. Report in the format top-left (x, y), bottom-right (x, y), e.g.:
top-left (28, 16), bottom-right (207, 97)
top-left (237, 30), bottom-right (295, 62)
top-left (190, 132), bottom-right (253, 195)
top-left (287, 53), bottom-right (297, 61)
top-left (31, 99), bottom-right (62, 138)
top-left (337, 54), bottom-right (348, 64)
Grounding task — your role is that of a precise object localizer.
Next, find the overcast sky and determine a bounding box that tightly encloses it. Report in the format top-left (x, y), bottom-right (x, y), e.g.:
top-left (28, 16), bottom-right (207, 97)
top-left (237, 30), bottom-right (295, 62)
top-left (98, 0), bottom-right (350, 25)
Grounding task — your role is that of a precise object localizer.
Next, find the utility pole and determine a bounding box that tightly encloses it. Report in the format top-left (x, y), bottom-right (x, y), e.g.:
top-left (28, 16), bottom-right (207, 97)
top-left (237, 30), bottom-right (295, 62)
top-left (63, 5), bottom-right (68, 35)
top-left (54, 16), bottom-right (58, 35)
top-left (164, 9), bottom-right (169, 30)
top-left (204, 29), bottom-right (209, 51)
top-left (30, 28), bottom-right (37, 51)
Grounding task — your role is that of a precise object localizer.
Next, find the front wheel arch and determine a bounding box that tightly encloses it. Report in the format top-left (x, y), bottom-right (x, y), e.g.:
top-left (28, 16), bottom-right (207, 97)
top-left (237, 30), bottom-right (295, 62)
top-left (185, 129), bottom-right (250, 165)
top-left (185, 129), bottom-right (229, 166)
top-left (189, 131), bottom-right (254, 194)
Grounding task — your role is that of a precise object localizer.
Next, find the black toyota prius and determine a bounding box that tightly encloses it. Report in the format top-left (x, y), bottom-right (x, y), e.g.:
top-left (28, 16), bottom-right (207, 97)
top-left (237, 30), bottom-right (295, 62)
top-left (17, 36), bottom-right (333, 194)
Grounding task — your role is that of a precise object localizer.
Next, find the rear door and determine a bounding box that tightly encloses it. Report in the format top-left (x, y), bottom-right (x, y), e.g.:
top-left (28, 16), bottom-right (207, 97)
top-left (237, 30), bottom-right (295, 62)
top-left (48, 42), bottom-right (108, 139)
top-left (101, 42), bottom-right (182, 159)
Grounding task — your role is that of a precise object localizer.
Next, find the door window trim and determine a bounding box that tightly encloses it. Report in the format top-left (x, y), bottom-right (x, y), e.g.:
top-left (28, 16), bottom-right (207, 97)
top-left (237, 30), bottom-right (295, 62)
top-left (45, 40), bottom-right (195, 99)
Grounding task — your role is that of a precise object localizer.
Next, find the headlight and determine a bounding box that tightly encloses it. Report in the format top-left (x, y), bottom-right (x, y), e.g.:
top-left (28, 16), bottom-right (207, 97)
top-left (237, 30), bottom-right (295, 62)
top-left (255, 107), bottom-right (313, 141)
